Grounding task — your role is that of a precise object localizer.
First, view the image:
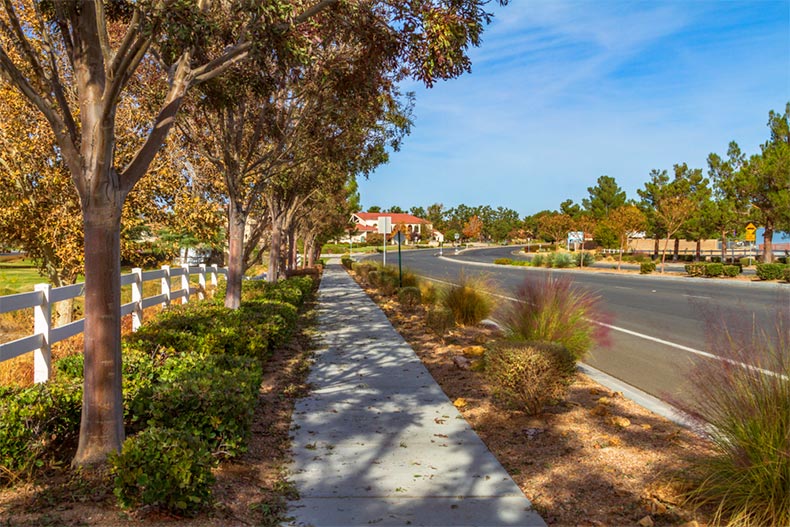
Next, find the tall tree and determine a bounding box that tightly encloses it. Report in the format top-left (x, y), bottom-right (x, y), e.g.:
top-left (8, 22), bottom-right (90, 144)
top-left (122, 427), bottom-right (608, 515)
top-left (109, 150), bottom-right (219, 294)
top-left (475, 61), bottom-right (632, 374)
top-left (583, 175), bottom-right (627, 219)
top-left (537, 212), bottom-right (573, 245)
top-left (0, 0), bottom-right (505, 466)
top-left (605, 205), bottom-right (646, 270)
top-left (714, 105), bottom-right (790, 262)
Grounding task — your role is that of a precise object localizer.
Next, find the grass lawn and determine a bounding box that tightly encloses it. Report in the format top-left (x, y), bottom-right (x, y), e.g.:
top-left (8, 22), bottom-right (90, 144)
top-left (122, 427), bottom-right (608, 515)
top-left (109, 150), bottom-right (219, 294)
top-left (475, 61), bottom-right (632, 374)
top-left (0, 260), bottom-right (44, 295)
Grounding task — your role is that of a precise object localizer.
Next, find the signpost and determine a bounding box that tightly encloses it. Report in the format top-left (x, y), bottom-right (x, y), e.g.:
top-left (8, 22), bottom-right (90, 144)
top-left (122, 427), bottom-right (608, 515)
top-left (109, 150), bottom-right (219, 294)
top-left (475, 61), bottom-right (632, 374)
top-left (378, 216), bottom-right (391, 266)
top-left (393, 231), bottom-right (405, 287)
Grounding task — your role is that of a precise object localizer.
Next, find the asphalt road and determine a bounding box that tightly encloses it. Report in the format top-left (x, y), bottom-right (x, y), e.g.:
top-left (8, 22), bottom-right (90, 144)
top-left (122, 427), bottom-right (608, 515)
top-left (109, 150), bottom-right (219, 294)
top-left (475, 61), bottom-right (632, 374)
top-left (362, 246), bottom-right (789, 405)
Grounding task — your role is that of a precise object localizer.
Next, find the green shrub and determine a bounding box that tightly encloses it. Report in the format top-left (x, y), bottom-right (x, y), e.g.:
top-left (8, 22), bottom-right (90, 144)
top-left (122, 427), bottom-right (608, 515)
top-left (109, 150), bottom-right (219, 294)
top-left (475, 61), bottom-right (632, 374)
top-left (531, 254), bottom-right (544, 267)
top-left (0, 379), bottom-right (82, 484)
top-left (110, 427), bottom-right (215, 515)
top-left (673, 311), bottom-right (790, 526)
top-left (484, 342), bottom-right (576, 415)
top-left (756, 263), bottom-right (786, 281)
top-left (352, 262), bottom-right (376, 280)
top-left (574, 252), bottom-right (595, 267)
top-left (640, 261), bottom-right (656, 274)
top-left (685, 263), bottom-right (706, 277)
top-left (440, 276), bottom-right (492, 326)
top-left (499, 275), bottom-right (607, 362)
top-left (425, 306), bottom-right (456, 336)
top-left (141, 353), bottom-right (263, 458)
top-left (397, 287), bottom-right (422, 309)
top-left (740, 257), bottom-right (755, 267)
top-left (784, 267), bottom-right (790, 282)
top-left (341, 257), bottom-right (353, 270)
top-left (494, 258), bottom-right (513, 265)
top-left (54, 353), bottom-right (84, 381)
top-left (367, 270), bottom-right (380, 286)
top-left (723, 265), bottom-right (741, 277)
top-left (551, 252), bottom-right (573, 268)
top-left (705, 263), bottom-right (724, 277)
top-left (376, 271), bottom-right (399, 296)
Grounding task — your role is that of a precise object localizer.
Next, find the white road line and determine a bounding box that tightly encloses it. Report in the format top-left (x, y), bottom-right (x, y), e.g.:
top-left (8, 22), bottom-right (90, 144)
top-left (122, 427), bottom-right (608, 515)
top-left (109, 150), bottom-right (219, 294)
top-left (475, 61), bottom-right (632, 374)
top-left (423, 275), bottom-right (784, 379)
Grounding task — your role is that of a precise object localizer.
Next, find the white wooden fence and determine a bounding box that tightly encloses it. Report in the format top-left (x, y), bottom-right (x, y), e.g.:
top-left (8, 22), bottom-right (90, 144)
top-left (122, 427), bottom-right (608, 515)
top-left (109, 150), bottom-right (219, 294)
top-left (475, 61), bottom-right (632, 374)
top-left (0, 264), bottom-right (227, 383)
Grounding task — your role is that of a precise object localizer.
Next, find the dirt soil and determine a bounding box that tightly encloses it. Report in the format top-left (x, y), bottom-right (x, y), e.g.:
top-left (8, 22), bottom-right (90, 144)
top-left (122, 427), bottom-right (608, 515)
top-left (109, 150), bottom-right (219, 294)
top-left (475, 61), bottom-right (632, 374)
top-left (0, 305), bottom-right (317, 527)
top-left (351, 272), bottom-right (717, 527)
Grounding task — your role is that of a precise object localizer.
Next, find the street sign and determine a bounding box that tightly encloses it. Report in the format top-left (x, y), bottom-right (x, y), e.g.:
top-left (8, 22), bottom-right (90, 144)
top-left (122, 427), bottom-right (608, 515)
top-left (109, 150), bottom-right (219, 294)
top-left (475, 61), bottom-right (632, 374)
top-left (377, 216), bottom-right (392, 234)
top-left (454, 233), bottom-right (460, 240)
top-left (745, 222), bottom-right (757, 242)
top-left (392, 231), bottom-right (406, 244)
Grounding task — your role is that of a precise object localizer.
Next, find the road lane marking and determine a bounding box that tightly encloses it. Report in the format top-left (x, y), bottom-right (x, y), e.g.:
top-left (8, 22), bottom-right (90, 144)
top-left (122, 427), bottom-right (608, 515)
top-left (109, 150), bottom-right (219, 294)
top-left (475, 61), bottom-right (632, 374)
top-left (423, 276), bottom-right (785, 379)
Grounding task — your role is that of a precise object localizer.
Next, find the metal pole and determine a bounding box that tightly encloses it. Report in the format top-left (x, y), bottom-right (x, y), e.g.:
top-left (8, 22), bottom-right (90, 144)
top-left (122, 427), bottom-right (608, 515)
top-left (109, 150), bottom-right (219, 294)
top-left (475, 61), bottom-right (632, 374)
top-left (398, 235), bottom-right (402, 287)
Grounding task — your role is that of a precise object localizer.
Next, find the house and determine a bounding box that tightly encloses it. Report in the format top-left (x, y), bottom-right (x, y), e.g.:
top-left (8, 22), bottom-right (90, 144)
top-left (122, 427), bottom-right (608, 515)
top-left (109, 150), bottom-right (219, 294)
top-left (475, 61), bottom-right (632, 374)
top-left (347, 212), bottom-right (444, 244)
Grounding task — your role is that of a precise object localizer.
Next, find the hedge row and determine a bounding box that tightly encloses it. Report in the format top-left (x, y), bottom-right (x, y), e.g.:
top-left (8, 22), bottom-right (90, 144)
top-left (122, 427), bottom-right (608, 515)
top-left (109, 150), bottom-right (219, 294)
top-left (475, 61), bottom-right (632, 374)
top-left (0, 275), bottom-right (316, 516)
top-left (685, 262), bottom-right (741, 278)
top-left (755, 263), bottom-right (790, 281)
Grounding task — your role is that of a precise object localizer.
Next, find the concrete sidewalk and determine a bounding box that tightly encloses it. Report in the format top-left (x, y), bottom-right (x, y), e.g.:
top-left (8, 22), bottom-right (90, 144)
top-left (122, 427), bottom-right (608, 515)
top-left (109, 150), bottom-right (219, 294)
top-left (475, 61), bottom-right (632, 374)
top-left (285, 264), bottom-right (545, 527)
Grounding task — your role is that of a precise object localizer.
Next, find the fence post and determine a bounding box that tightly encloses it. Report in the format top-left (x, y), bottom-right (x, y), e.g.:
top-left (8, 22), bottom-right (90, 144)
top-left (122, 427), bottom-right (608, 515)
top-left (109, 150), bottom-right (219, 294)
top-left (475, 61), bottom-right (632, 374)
top-left (33, 283), bottom-right (51, 383)
top-left (198, 264), bottom-right (207, 300)
top-left (210, 264), bottom-right (218, 287)
top-left (181, 264), bottom-right (190, 304)
top-left (161, 265), bottom-right (171, 307)
top-left (131, 267), bottom-right (143, 331)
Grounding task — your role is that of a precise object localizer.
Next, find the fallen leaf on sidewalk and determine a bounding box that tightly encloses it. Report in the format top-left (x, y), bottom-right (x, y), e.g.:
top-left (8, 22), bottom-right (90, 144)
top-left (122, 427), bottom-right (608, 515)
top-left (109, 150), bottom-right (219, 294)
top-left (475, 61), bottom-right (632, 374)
top-left (453, 397), bottom-right (467, 408)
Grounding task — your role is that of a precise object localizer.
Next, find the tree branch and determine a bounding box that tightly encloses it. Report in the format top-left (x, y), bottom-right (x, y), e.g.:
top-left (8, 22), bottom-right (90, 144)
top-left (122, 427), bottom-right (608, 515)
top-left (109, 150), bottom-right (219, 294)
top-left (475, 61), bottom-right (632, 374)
top-left (0, 48), bottom-right (82, 186)
top-left (119, 54), bottom-right (191, 193)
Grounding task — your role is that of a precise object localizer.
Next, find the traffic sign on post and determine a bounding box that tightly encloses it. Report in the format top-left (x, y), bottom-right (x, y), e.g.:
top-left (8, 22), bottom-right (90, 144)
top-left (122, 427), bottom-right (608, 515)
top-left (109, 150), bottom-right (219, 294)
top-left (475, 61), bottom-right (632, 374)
top-left (745, 222), bottom-right (757, 242)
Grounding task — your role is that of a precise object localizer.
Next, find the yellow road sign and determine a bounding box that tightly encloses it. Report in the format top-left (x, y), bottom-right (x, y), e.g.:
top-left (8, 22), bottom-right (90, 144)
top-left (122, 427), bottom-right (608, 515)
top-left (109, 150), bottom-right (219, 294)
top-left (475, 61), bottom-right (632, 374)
top-left (745, 222), bottom-right (757, 242)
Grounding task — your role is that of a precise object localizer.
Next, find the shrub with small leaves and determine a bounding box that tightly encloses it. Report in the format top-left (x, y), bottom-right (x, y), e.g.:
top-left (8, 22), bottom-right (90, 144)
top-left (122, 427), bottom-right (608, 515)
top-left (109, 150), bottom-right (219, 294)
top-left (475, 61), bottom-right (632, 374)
top-left (484, 342), bottom-right (576, 415)
top-left (425, 305), bottom-right (456, 336)
top-left (705, 263), bottom-right (724, 277)
top-left (783, 267), bottom-right (790, 282)
top-left (722, 265), bottom-right (741, 277)
top-left (685, 263), bottom-right (706, 277)
top-left (531, 254), bottom-right (544, 267)
top-left (0, 378), bottom-right (82, 484)
top-left (397, 287), bottom-right (422, 309)
top-left (341, 257), bottom-right (353, 270)
top-left (110, 427), bottom-right (215, 515)
top-left (494, 258), bottom-right (513, 265)
top-left (756, 263), bottom-right (786, 281)
top-left (640, 261), bottom-right (656, 274)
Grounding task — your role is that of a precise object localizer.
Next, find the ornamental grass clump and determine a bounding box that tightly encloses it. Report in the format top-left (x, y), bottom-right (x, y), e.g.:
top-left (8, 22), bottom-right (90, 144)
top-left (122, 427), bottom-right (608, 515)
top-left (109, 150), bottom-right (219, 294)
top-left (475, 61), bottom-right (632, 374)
top-left (673, 309), bottom-right (789, 526)
top-left (498, 275), bottom-right (608, 361)
top-left (440, 274), bottom-right (492, 326)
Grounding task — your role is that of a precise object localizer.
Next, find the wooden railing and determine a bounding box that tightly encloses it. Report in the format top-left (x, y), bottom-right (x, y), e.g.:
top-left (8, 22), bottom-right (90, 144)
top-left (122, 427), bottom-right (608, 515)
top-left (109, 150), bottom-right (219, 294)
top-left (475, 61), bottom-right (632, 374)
top-left (0, 264), bottom-right (226, 383)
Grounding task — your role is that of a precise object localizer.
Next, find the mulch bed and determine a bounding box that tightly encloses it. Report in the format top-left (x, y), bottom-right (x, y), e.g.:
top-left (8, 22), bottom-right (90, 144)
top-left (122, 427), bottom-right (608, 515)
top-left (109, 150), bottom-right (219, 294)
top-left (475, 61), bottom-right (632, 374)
top-left (352, 271), bottom-right (717, 527)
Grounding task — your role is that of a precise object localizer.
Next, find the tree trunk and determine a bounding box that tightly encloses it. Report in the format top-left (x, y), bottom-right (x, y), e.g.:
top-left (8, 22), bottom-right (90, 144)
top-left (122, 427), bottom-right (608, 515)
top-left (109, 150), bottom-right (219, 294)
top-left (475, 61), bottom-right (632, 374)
top-left (224, 204), bottom-right (246, 309)
top-left (673, 238), bottom-right (680, 261)
top-left (661, 237), bottom-right (671, 273)
top-left (73, 203), bottom-right (124, 466)
top-left (763, 222), bottom-right (774, 263)
top-left (653, 238), bottom-right (659, 259)
top-left (696, 239), bottom-right (701, 262)
top-left (268, 212), bottom-right (284, 283)
top-left (720, 230), bottom-right (727, 262)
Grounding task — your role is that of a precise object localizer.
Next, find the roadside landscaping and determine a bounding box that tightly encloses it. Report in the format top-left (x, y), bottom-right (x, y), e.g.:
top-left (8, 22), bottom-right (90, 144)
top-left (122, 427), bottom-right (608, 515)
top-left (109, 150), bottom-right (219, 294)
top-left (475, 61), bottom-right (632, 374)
top-left (0, 275), bottom-right (318, 526)
top-left (346, 260), bottom-right (789, 527)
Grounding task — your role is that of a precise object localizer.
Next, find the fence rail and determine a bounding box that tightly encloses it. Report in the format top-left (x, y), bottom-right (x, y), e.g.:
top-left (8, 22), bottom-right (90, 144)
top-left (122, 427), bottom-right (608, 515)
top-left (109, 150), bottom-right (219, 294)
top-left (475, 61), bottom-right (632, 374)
top-left (0, 264), bottom-right (227, 383)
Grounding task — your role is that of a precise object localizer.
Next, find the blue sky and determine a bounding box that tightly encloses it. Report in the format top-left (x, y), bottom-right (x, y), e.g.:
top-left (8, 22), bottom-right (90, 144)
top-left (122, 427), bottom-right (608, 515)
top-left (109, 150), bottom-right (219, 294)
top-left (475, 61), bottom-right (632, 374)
top-left (358, 0), bottom-right (790, 218)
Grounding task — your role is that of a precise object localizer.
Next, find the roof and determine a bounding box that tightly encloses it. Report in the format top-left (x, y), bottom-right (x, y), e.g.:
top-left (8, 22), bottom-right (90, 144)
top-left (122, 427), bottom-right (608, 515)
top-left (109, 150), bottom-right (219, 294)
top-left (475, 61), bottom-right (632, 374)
top-left (354, 212), bottom-right (430, 224)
